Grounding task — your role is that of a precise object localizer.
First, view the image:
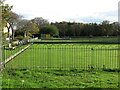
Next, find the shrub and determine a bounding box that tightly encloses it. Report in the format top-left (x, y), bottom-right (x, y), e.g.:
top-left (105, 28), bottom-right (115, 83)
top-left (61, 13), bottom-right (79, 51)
top-left (40, 25), bottom-right (59, 36)
top-left (25, 36), bottom-right (31, 40)
top-left (14, 35), bottom-right (24, 40)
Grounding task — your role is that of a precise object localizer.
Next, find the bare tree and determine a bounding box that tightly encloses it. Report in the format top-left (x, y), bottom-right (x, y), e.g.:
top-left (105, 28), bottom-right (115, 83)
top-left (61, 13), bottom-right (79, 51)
top-left (16, 19), bottom-right (39, 38)
top-left (6, 11), bottom-right (21, 39)
top-left (31, 17), bottom-right (49, 29)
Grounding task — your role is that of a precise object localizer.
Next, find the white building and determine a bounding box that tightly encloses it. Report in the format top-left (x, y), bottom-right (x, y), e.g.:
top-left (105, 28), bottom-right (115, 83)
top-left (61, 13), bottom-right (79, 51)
top-left (3, 23), bottom-right (13, 40)
top-left (3, 23), bottom-right (12, 35)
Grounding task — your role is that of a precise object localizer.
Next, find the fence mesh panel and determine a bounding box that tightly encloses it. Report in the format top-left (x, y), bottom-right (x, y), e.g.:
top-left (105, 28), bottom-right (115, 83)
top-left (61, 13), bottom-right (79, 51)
top-left (3, 43), bottom-right (119, 70)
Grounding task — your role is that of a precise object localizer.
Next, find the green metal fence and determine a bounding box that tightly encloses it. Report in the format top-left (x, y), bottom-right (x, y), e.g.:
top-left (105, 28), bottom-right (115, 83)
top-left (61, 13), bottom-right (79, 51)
top-left (3, 42), bottom-right (119, 70)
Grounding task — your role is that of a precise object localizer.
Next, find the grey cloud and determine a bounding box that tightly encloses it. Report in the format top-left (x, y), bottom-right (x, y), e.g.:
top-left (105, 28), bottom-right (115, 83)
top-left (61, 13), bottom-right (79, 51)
top-left (67, 17), bottom-right (104, 23)
top-left (67, 10), bottom-right (118, 23)
top-left (99, 10), bottom-right (118, 17)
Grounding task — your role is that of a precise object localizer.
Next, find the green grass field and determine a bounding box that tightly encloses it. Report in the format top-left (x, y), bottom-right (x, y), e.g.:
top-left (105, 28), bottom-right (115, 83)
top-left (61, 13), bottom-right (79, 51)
top-left (36, 36), bottom-right (119, 42)
top-left (2, 69), bottom-right (119, 88)
top-left (5, 43), bottom-right (119, 69)
top-left (4, 44), bottom-right (30, 61)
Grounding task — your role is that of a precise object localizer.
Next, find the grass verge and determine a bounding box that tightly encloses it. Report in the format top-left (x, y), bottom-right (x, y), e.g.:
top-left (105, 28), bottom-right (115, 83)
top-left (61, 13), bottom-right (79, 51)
top-left (2, 68), bottom-right (120, 88)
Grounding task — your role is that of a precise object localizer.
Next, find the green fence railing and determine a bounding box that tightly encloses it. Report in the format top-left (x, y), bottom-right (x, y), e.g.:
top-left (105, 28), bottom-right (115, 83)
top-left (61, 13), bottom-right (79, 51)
top-left (4, 42), bottom-right (119, 70)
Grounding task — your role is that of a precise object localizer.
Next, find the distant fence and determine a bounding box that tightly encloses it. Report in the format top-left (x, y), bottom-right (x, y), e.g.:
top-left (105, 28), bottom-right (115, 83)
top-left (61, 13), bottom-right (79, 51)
top-left (13, 37), bottom-right (38, 46)
top-left (34, 41), bottom-right (120, 44)
top-left (28, 37), bottom-right (38, 42)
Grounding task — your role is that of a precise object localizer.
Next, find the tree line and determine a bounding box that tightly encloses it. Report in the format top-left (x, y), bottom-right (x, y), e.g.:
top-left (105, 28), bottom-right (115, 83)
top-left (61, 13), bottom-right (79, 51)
top-left (52, 21), bottom-right (119, 37)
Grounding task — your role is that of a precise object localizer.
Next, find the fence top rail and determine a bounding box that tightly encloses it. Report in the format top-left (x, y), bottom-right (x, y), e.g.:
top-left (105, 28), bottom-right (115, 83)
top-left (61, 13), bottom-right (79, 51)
top-left (33, 41), bottom-right (120, 44)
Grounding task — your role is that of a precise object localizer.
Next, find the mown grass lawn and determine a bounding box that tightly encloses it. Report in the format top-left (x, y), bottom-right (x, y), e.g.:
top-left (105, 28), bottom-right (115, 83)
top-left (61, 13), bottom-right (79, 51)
top-left (36, 37), bottom-right (119, 42)
top-left (2, 69), bottom-right (119, 88)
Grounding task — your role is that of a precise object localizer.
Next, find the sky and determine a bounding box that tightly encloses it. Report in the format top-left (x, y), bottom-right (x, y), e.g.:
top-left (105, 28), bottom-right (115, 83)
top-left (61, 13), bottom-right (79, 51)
top-left (5, 0), bottom-right (120, 23)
